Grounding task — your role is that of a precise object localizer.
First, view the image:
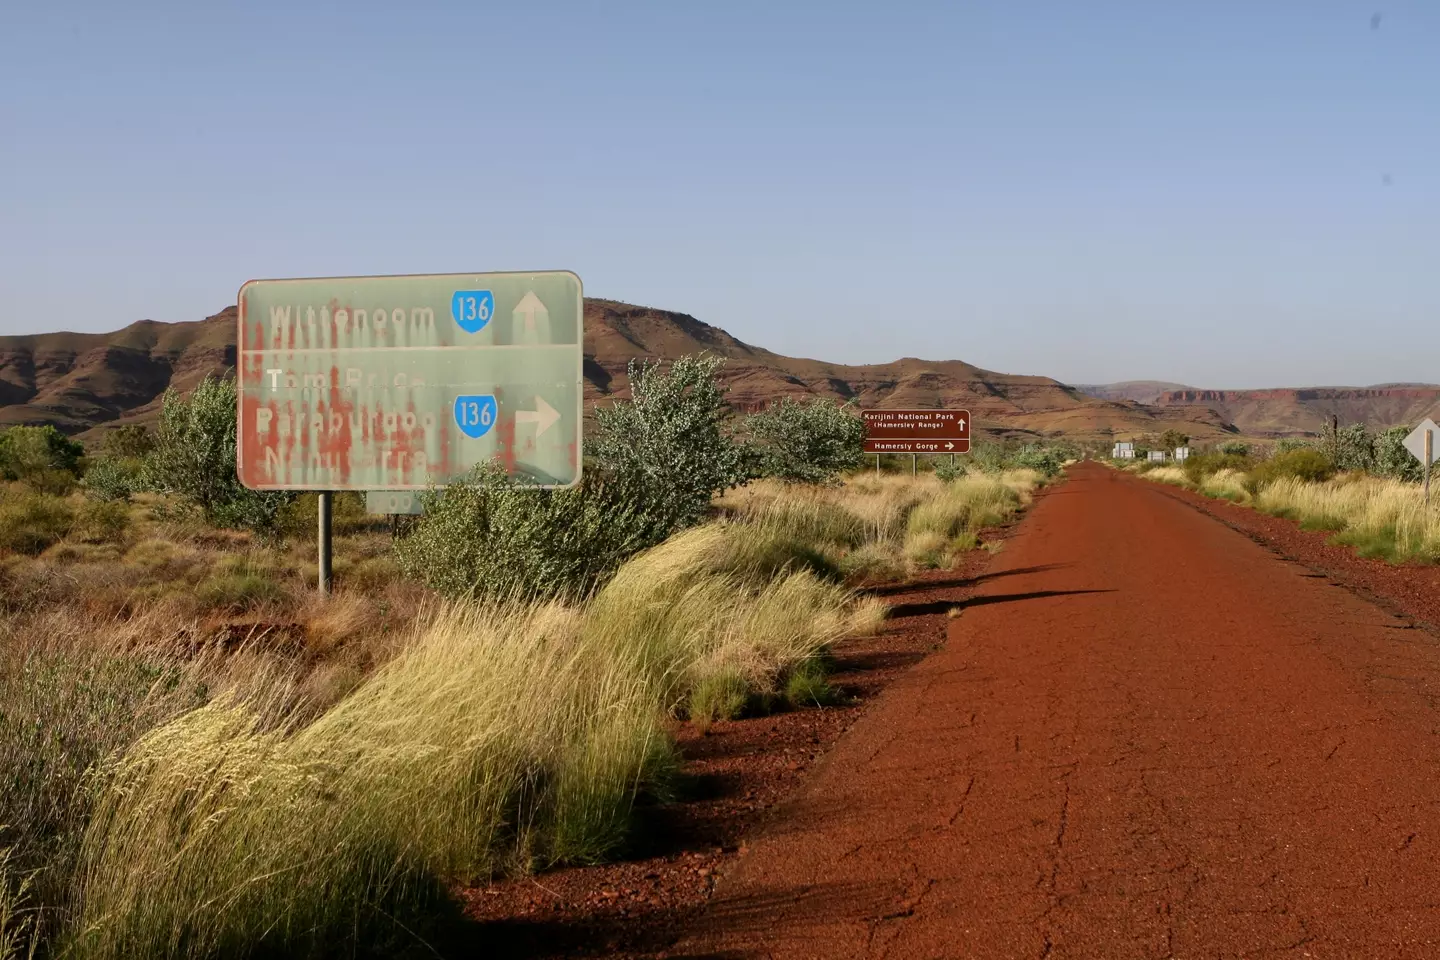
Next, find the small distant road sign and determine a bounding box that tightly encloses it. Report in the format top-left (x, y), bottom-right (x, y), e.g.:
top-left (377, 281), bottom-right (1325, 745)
top-left (1147, 450), bottom-right (1166, 462)
top-left (1174, 447), bottom-right (1190, 461)
top-left (1403, 419), bottom-right (1440, 466)
top-left (1113, 442), bottom-right (1135, 459)
top-left (1405, 418), bottom-right (1440, 504)
top-left (237, 271), bottom-right (584, 491)
top-left (862, 409), bottom-right (970, 454)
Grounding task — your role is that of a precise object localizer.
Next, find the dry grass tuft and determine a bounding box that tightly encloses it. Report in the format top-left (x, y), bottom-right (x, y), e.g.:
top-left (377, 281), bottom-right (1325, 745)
top-left (1255, 474), bottom-right (1440, 563)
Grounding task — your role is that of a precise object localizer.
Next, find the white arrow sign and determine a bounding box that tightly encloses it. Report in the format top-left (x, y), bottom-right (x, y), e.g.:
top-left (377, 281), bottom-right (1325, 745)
top-left (945, 441), bottom-right (955, 450)
top-left (516, 395), bottom-right (560, 438)
top-left (1404, 419), bottom-right (1440, 465)
top-left (957, 418), bottom-right (966, 432)
top-left (512, 291), bottom-right (550, 344)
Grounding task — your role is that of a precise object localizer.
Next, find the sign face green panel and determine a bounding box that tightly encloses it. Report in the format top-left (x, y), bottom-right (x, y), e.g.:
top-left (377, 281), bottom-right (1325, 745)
top-left (237, 271), bottom-right (583, 491)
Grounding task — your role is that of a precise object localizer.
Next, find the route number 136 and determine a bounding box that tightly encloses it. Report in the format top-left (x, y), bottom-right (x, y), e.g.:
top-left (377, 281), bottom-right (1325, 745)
top-left (451, 290), bottom-right (495, 334)
top-left (453, 394), bottom-right (498, 439)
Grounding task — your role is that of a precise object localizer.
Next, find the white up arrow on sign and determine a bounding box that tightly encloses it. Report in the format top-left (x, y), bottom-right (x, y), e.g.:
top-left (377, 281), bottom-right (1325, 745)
top-left (512, 291), bottom-right (550, 344)
top-left (516, 396), bottom-right (560, 438)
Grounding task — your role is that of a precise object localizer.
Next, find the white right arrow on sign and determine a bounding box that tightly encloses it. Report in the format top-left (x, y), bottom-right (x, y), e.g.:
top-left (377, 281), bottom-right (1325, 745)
top-left (516, 396), bottom-right (561, 438)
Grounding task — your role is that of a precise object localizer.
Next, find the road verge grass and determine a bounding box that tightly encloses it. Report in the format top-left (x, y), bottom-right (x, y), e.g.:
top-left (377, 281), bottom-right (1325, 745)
top-left (1126, 455), bottom-right (1440, 564)
top-left (2, 465), bottom-right (1050, 958)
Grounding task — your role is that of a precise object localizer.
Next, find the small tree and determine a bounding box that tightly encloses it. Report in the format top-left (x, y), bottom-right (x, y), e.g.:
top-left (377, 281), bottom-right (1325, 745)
top-left (395, 462), bottom-right (656, 601)
top-left (744, 397), bottom-right (865, 484)
top-left (1375, 425), bottom-right (1424, 482)
top-left (0, 425), bottom-right (85, 480)
top-left (146, 375), bottom-right (294, 532)
top-left (1332, 423), bottom-right (1376, 473)
top-left (101, 424), bottom-right (155, 460)
top-left (1159, 429), bottom-right (1190, 452)
top-left (587, 354), bottom-right (748, 537)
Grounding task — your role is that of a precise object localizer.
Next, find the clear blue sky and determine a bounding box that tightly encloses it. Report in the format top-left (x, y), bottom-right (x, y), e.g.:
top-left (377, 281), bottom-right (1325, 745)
top-left (2, 2), bottom-right (1436, 388)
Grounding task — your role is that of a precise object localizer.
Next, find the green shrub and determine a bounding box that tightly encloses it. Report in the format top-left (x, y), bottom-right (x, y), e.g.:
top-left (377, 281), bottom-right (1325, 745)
top-left (0, 426), bottom-right (84, 483)
top-left (587, 354), bottom-right (749, 538)
top-left (687, 669), bottom-right (749, 729)
top-left (396, 461), bottom-right (657, 602)
top-left (100, 425), bottom-right (154, 461)
top-left (1330, 423), bottom-right (1377, 473)
top-left (1182, 452), bottom-right (1253, 485)
top-left (83, 457), bottom-right (147, 502)
top-left (743, 398), bottom-right (865, 484)
top-left (933, 457), bottom-right (966, 483)
top-left (784, 658), bottom-right (843, 708)
top-left (0, 647), bottom-right (204, 952)
top-left (1374, 426), bottom-right (1424, 483)
top-left (196, 570), bottom-right (287, 612)
top-left (24, 468), bottom-right (79, 497)
top-left (0, 493), bottom-right (74, 555)
top-left (72, 500), bottom-right (130, 544)
top-left (146, 375), bottom-right (295, 535)
top-left (1247, 448), bottom-right (1335, 492)
top-left (1218, 440), bottom-right (1251, 456)
top-left (346, 556), bottom-right (400, 593)
top-left (278, 492), bottom-right (371, 539)
top-left (399, 354), bottom-right (749, 602)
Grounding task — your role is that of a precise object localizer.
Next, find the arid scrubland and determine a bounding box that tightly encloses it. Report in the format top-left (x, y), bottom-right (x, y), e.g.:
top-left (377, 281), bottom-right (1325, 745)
top-left (0, 441), bottom-right (1048, 958)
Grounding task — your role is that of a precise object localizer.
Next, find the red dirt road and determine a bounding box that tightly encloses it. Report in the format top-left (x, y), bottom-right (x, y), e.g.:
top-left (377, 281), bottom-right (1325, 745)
top-left (672, 463), bottom-right (1440, 959)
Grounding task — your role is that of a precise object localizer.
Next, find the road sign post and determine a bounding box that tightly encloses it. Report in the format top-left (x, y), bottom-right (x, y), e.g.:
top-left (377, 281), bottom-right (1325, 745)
top-left (237, 271), bottom-right (584, 592)
top-left (317, 491), bottom-right (333, 594)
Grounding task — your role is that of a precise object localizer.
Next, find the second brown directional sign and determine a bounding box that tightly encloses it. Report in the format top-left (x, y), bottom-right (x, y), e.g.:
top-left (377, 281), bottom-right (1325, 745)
top-left (862, 409), bottom-right (971, 454)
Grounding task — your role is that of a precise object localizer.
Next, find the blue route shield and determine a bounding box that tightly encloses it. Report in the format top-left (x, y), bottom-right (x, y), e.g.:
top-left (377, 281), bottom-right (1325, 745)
top-left (451, 290), bottom-right (495, 334)
top-left (453, 395), bottom-right (498, 439)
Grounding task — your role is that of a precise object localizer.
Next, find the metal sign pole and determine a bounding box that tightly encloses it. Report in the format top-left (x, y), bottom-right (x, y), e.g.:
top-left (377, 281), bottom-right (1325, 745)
top-left (1416, 428), bottom-right (1428, 503)
top-left (911, 453), bottom-right (917, 476)
top-left (318, 491), bottom-right (333, 594)
top-left (876, 454), bottom-right (880, 476)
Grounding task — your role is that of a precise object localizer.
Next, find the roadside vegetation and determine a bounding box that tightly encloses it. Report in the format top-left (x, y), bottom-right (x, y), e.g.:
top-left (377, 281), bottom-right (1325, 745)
top-left (0, 362), bottom-right (1065, 959)
top-left (1119, 426), bottom-right (1440, 564)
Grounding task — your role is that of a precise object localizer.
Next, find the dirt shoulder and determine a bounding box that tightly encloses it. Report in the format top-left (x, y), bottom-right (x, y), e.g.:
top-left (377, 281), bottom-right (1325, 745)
top-left (1146, 478), bottom-right (1440, 632)
top-left (462, 513), bottom-right (1038, 958)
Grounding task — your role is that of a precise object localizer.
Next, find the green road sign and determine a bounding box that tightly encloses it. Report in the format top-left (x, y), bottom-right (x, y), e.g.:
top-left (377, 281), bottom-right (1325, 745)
top-left (237, 271), bottom-right (583, 491)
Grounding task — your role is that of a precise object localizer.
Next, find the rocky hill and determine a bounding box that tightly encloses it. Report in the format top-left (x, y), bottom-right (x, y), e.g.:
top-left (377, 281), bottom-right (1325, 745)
top-left (1147, 386), bottom-right (1440, 437)
top-left (1, 298), bottom-right (1237, 445)
top-left (1072, 381), bottom-right (1195, 405)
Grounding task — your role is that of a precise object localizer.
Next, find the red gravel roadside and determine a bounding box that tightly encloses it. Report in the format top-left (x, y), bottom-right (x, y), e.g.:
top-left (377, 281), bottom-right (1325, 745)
top-left (1146, 479), bottom-right (1440, 630)
top-left (460, 513), bottom-right (1037, 959)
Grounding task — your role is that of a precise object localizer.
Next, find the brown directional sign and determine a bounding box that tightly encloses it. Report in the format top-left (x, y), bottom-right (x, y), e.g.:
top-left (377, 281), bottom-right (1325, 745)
top-left (862, 409), bottom-right (971, 454)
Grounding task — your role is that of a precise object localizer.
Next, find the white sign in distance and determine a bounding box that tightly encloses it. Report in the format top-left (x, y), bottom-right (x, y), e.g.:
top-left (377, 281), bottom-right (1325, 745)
top-left (1403, 419), bottom-right (1440, 465)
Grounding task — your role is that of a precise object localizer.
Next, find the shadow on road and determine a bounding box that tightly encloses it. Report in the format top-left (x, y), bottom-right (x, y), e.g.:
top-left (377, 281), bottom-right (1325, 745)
top-left (888, 588), bottom-right (1115, 620)
top-left (861, 564), bottom-right (1074, 598)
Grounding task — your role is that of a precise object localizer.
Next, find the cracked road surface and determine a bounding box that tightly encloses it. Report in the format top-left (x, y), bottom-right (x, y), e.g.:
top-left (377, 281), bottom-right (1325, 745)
top-left (671, 463), bottom-right (1440, 959)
